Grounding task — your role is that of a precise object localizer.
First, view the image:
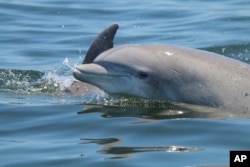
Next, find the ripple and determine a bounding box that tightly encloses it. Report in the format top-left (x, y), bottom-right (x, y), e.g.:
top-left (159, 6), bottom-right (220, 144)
top-left (80, 138), bottom-right (201, 159)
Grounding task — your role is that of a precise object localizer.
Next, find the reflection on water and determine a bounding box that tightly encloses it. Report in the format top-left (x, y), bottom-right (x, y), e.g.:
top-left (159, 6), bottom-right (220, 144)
top-left (80, 138), bottom-right (201, 159)
top-left (78, 97), bottom-right (234, 121)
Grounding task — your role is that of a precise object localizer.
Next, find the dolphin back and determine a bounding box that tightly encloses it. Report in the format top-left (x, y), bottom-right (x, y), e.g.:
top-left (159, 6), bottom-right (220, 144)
top-left (83, 24), bottom-right (119, 64)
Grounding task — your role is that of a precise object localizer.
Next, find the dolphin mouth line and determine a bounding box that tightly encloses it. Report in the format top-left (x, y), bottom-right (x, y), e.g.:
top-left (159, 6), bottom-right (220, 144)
top-left (74, 68), bottom-right (129, 78)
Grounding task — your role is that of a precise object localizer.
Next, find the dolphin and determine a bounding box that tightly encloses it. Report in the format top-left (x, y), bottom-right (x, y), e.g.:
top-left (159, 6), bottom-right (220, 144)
top-left (73, 24), bottom-right (250, 113)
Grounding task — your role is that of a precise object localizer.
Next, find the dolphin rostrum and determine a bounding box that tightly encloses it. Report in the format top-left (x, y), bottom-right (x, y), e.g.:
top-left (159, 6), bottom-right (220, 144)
top-left (73, 24), bottom-right (250, 113)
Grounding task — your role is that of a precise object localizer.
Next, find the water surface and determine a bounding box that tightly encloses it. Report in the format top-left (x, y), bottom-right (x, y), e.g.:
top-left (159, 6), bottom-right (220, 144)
top-left (1, 0), bottom-right (250, 166)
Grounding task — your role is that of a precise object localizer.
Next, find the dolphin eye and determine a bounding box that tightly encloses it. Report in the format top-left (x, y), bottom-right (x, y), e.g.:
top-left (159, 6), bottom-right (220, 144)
top-left (138, 71), bottom-right (149, 79)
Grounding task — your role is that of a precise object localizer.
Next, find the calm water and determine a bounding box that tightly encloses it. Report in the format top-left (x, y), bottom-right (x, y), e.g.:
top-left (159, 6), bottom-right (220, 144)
top-left (1, 0), bottom-right (250, 166)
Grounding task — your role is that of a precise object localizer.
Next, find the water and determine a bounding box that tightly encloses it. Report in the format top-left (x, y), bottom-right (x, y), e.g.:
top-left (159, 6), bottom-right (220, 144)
top-left (1, 0), bottom-right (250, 166)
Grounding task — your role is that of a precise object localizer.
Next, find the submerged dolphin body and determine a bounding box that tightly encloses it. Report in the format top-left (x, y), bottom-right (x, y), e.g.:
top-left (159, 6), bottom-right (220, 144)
top-left (73, 24), bottom-right (250, 113)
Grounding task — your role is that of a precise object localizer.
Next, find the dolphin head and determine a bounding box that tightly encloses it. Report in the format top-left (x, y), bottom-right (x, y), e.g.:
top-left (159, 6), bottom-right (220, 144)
top-left (73, 44), bottom-right (165, 98)
top-left (73, 24), bottom-right (162, 98)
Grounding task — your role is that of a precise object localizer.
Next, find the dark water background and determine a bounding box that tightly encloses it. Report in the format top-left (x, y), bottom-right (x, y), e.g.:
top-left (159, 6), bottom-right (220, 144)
top-left (1, 0), bottom-right (250, 166)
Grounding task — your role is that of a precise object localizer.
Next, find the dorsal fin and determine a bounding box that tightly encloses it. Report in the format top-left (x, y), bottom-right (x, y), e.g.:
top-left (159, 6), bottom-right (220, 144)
top-left (83, 24), bottom-right (119, 64)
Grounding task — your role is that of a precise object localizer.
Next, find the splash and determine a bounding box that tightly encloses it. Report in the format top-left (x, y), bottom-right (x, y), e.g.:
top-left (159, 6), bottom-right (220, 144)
top-left (0, 57), bottom-right (78, 96)
top-left (62, 57), bottom-right (75, 71)
top-left (37, 57), bottom-right (79, 95)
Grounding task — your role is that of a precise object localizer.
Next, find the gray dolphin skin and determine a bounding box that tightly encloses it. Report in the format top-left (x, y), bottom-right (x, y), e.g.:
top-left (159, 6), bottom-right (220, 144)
top-left (73, 24), bottom-right (250, 113)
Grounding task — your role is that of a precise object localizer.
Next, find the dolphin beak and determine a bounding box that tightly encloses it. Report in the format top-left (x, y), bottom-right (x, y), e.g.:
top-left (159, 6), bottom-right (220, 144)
top-left (73, 63), bottom-right (132, 95)
top-left (73, 64), bottom-right (108, 82)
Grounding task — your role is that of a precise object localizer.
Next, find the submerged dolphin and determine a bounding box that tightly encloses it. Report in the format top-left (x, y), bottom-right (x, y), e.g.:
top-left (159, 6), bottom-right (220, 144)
top-left (73, 24), bottom-right (250, 113)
